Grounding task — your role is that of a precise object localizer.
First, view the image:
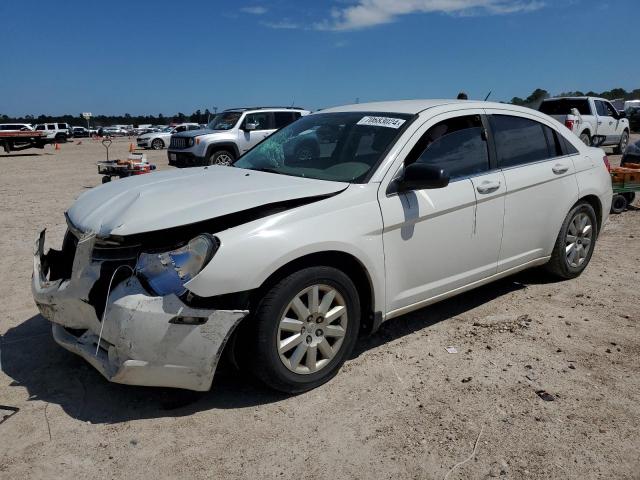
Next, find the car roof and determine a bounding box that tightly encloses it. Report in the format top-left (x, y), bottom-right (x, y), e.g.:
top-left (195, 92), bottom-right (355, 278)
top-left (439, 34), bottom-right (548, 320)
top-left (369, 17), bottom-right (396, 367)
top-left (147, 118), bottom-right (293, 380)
top-left (317, 99), bottom-right (537, 115)
top-left (223, 106), bottom-right (307, 113)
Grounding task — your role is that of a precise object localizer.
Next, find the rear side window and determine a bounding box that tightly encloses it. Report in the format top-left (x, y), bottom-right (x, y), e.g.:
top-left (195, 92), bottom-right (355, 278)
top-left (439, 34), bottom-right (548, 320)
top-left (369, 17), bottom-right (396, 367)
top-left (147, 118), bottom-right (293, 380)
top-left (490, 115), bottom-right (552, 167)
top-left (274, 112), bottom-right (297, 129)
top-left (407, 114), bottom-right (489, 179)
top-left (540, 99), bottom-right (591, 116)
top-left (595, 101), bottom-right (608, 116)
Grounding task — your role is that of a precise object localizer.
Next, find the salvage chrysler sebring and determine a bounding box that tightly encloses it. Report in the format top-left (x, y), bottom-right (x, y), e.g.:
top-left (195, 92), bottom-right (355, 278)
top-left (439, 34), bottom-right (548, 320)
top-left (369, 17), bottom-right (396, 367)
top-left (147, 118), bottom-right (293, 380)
top-left (32, 100), bottom-right (612, 393)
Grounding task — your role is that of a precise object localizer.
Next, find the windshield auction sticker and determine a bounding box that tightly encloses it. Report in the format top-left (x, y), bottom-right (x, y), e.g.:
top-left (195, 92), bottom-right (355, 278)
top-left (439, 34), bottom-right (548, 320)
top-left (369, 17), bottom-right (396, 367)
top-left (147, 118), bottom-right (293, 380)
top-left (357, 116), bottom-right (406, 129)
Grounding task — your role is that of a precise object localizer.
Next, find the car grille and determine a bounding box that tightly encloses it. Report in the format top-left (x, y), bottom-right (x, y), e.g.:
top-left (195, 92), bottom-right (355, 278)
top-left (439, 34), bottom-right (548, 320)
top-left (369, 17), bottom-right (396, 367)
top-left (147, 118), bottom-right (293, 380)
top-left (170, 137), bottom-right (190, 149)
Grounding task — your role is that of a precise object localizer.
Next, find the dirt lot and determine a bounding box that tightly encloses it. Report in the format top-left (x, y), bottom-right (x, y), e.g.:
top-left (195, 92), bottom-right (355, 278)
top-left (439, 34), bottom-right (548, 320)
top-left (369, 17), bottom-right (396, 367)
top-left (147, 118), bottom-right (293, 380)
top-left (1, 136), bottom-right (639, 479)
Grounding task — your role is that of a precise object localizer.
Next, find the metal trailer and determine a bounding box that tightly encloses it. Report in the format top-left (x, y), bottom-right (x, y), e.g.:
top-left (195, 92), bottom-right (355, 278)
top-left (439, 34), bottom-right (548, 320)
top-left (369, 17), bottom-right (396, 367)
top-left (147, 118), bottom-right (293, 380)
top-left (0, 130), bottom-right (50, 153)
top-left (610, 165), bottom-right (639, 213)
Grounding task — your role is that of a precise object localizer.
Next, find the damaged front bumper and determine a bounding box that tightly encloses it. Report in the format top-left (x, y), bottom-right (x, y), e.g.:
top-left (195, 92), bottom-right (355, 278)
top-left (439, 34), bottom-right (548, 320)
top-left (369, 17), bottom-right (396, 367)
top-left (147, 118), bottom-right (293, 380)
top-left (31, 230), bottom-right (248, 391)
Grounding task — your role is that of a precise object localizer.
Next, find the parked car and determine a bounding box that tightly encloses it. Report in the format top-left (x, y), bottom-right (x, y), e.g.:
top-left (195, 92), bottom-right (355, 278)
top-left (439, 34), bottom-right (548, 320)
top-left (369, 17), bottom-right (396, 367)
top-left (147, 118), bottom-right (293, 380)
top-left (626, 106), bottom-right (640, 132)
top-left (137, 123), bottom-right (201, 150)
top-left (32, 100), bottom-right (612, 393)
top-left (98, 126), bottom-right (127, 137)
top-left (71, 126), bottom-right (91, 138)
top-left (621, 138), bottom-right (640, 165)
top-left (0, 123), bottom-right (34, 132)
top-left (539, 97), bottom-right (630, 153)
top-left (167, 107), bottom-right (309, 167)
top-left (34, 123), bottom-right (72, 141)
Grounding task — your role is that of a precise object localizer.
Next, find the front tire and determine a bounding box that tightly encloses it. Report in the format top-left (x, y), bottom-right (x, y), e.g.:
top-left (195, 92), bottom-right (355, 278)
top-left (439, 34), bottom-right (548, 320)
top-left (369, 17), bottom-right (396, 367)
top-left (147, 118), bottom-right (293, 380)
top-left (250, 266), bottom-right (360, 393)
top-left (151, 138), bottom-right (164, 150)
top-left (546, 202), bottom-right (598, 279)
top-left (207, 150), bottom-right (235, 166)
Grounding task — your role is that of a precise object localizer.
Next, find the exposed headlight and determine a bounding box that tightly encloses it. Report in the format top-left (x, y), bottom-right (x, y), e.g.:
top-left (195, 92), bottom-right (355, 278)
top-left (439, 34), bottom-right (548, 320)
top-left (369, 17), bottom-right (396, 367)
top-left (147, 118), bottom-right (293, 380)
top-left (136, 234), bottom-right (217, 296)
top-left (187, 138), bottom-right (195, 147)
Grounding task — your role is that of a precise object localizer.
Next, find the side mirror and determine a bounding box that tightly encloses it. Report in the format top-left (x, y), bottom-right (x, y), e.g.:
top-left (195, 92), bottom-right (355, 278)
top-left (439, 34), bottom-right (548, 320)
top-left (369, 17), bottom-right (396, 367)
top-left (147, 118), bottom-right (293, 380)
top-left (244, 122), bottom-right (258, 131)
top-left (396, 163), bottom-right (450, 192)
top-left (618, 111), bottom-right (626, 119)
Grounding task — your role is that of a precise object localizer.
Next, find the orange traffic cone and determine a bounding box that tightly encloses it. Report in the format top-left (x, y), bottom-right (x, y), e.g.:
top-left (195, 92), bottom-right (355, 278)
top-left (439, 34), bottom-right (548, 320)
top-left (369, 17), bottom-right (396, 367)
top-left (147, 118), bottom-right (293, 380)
top-left (54, 143), bottom-right (60, 150)
top-left (129, 143), bottom-right (134, 152)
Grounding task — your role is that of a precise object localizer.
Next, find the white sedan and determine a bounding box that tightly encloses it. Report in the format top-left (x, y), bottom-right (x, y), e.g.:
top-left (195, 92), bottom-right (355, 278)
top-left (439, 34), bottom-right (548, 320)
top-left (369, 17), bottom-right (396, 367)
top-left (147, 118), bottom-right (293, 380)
top-left (136, 123), bottom-right (202, 150)
top-left (32, 100), bottom-right (612, 393)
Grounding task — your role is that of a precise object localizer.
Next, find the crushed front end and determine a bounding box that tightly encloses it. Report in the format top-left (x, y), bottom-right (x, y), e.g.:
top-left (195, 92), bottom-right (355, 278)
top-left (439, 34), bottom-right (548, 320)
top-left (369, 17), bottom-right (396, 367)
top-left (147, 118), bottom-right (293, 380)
top-left (31, 226), bottom-right (247, 391)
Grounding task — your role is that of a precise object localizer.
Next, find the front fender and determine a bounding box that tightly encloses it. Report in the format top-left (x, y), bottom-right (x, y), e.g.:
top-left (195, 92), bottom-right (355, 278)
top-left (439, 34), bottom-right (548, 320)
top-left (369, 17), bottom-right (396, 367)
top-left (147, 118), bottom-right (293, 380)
top-left (184, 185), bottom-right (386, 313)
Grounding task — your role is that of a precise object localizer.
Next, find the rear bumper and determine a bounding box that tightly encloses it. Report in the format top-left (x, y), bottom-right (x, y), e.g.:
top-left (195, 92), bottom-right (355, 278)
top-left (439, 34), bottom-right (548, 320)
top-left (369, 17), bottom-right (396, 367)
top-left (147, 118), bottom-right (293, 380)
top-left (32, 230), bottom-right (248, 391)
top-left (168, 151), bottom-right (206, 168)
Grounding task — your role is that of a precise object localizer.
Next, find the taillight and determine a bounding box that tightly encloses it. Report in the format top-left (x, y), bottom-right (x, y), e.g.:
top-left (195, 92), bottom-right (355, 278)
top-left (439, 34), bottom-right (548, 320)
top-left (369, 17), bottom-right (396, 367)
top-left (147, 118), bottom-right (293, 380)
top-left (565, 119), bottom-right (575, 130)
top-left (603, 155), bottom-right (611, 172)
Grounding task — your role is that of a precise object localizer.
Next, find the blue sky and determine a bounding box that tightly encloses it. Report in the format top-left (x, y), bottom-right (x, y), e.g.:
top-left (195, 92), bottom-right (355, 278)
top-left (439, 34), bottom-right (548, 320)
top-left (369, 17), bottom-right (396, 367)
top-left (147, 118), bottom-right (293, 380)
top-left (1, 0), bottom-right (638, 116)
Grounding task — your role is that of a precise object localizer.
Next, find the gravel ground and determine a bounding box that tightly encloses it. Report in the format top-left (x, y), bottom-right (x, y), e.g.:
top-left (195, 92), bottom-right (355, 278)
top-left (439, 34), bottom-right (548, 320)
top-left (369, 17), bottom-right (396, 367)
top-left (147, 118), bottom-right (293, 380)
top-left (1, 136), bottom-right (639, 479)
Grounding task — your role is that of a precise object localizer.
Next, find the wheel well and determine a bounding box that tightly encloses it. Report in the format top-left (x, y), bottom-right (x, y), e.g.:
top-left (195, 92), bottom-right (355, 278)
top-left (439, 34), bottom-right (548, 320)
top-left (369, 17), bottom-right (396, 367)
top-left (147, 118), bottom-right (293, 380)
top-left (206, 143), bottom-right (239, 159)
top-left (580, 129), bottom-right (591, 138)
top-left (578, 195), bottom-right (603, 233)
top-left (251, 251), bottom-right (375, 334)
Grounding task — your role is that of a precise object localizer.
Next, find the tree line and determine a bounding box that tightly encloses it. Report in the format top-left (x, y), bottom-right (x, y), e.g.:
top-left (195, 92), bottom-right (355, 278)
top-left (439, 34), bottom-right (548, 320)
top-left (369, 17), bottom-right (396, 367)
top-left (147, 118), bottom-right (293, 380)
top-left (2, 87), bottom-right (640, 125)
top-left (511, 87), bottom-right (640, 109)
top-left (0, 109), bottom-right (216, 127)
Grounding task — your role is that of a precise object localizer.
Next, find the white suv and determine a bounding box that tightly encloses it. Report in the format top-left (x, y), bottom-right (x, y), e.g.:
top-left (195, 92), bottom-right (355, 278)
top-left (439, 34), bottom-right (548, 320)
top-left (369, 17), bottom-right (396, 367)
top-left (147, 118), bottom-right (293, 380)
top-left (31, 100), bottom-right (612, 394)
top-left (34, 123), bottom-right (72, 142)
top-left (167, 107), bottom-right (309, 167)
top-left (136, 123), bottom-right (201, 150)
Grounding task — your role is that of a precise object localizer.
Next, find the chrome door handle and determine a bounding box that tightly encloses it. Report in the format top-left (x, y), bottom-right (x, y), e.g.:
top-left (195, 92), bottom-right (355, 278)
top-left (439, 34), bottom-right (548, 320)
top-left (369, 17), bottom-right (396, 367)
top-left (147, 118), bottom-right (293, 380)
top-left (476, 181), bottom-right (500, 194)
top-left (552, 164), bottom-right (569, 174)
top-left (597, 121), bottom-right (602, 125)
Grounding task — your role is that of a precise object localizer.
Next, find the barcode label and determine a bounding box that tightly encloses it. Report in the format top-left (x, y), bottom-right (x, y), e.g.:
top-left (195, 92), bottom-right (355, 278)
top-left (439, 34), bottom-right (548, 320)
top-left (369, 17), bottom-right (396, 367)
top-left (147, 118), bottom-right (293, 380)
top-left (357, 116), bottom-right (406, 129)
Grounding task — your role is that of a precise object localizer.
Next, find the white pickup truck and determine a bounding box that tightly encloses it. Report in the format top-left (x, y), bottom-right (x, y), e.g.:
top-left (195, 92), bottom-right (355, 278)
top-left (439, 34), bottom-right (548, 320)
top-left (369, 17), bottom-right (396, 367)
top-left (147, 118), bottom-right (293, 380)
top-left (539, 97), bottom-right (630, 153)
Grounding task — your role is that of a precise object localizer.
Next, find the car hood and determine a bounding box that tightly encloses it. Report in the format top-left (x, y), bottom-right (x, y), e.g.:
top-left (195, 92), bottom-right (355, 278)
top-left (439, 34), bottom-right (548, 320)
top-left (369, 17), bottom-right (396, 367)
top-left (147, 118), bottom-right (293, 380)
top-left (67, 166), bottom-right (349, 237)
top-left (173, 129), bottom-right (224, 139)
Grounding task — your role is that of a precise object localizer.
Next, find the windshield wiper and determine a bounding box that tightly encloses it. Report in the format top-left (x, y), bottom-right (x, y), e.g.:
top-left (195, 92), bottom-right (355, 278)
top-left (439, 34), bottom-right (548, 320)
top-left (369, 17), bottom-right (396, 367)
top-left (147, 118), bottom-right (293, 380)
top-left (250, 167), bottom-right (281, 174)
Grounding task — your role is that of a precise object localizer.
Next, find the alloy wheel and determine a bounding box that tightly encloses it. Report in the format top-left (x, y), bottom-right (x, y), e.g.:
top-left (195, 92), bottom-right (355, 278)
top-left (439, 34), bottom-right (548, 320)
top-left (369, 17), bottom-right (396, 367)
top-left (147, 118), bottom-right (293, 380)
top-left (565, 212), bottom-right (593, 268)
top-left (277, 284), bottom-right (348, 375)
top-left (215, 154), bottom-right (233, 166)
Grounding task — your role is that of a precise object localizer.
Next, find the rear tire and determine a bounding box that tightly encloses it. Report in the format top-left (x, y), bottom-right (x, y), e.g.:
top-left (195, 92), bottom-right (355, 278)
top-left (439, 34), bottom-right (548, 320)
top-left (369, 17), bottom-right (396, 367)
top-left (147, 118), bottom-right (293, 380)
top-left (249, 266), bottom-right (360, 393)
top-left (613, 130), bottom-right (629, 155)
top-left (611, 194), bottom-right (628, 214)
top-left (546, 202), bottom-right (598, 279)
top-left (207, 150), bottom-right (235, 166)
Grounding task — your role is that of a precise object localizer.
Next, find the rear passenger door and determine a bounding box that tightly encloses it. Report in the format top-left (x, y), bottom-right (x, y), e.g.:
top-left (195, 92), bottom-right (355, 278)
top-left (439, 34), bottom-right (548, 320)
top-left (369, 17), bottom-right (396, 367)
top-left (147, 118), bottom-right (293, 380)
top-left (486, 111), bottom-right (579, 272)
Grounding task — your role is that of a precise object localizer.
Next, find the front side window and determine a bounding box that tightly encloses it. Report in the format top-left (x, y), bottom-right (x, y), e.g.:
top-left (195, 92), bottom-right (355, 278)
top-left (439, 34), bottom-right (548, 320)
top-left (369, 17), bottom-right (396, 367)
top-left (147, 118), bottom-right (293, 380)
top-left (234, 111), bottom-right (412, 183)
top-left (207, 111), bottom-right (242, 130)
top-left (604, 102), bottom-right (618, 117)
top-left (405, 115), bottom-right (489, 179)
top-left (36, 125), bottom-right (45, 130)
top-left (244, 112), bottom-right (271, 131)
top-left (490, 115), bottom-right (551, 168)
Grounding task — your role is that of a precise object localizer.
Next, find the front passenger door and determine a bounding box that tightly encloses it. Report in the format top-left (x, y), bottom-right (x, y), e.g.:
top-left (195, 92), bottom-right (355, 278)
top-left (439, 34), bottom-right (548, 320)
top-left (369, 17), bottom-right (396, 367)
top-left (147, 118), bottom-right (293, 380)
top-left (238, 112), bottom-right (274, 153)
top-left (379, 111), bottom-right (505, 315)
